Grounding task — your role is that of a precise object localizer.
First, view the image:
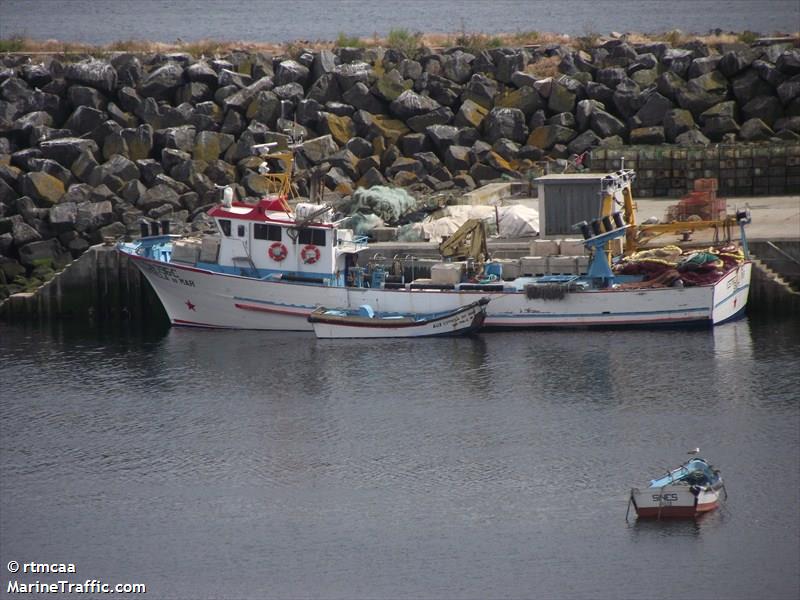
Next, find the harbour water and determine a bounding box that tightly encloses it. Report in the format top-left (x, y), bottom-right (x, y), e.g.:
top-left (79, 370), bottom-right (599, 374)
top-left (1, 316), bottom-right (798, 599)
top-left (0, 0), bottom-right (798, 45)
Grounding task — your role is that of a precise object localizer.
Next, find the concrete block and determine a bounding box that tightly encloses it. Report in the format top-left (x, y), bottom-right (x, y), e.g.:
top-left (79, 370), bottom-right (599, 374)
top-left (199, 236), bottom-right (220, 263)
top-left (560, 238), bottom-right (588, 256)
top-left (172, 239), bottom-right (201, 264)
top-left (489, 258), bottom-right (520, 280)
top-left (431, 262), bottom-right (464, 285)
top-left (529, 238), bottom-right (560, 256)
top-left (549, 256), bottom-right (580, 275)
top-left (520, 256), bottom-right (549, 276)
top-left (370, 226), bottom-right (397, 242)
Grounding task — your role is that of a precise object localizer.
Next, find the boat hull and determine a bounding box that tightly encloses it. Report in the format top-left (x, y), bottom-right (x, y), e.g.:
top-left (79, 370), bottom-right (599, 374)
top-left (631, 485), bottom-right (721, 519)
top-left (124, 252), bottom-right (752, 331)
top-left (309, 301), bottom-right (487, 339)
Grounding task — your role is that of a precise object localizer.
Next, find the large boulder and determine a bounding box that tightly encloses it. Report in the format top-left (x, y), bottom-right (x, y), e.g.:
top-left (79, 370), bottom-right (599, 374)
top-left (731, 69), bottom-right (773, 104)
top-left (122, 124), bottom-right (153, 161)
top-left (301, 134), bottom-right (339, 164)
top-left (67, 85), bottom-right (108, 111)
top-left (18, 238), bottom-right (64, 268)
top-left (65, 59), bottom-right (117, 93)
top-left (527, 125), bottom-right (577, 150)
top-left (495, 86), bottom-right (542, 116)
top-left (246, 90), bottom-right (281, 125)
top-left (48, 201), bottom-right (78, 233)
top-left (719, 49), bottom-right (762, 78)
top-left (333, 62), bottom-right (372, 92)
top-left (19, 171), bottom-right (65, 205)
top-left (425, 124), bottom-right (459, 154)
top-left (222, 76), bottom-right (275, 113)
top-left (547, 79), bottom-right (577, 114)
top-left (193, 131), bottom-right (234, 161)
top-left (633, 92), bottom-right (674, 127)
top-left (662, 49), bottom-right (694, 78)
top-left (139, 62), bottom-right (185, 100)
top-left (406, 106), bottom-right (454, 133)
top-left (390, 90), bottom-right (441, 120)
top-left (629, 126), bottom-right (665, 144)
top-left (777, 79), bottom-right (800, 106)
top-left (368, 115), bottom-right (409, 145)
top-left (111, 54), bottom-right (143, 88)
top-left (567, 129), bottom-right (601, 155)
top-left (373, 69), bottom-right (410, 102)
top-left (463, 73), bottom-right (498, 109)
top-left (742, 95), bottom-right (784, 127)
top-left (701, 116), bottom-right (740, 142)
top-left (493, 50), bottom-right (526, 83)
top-left (443, 145), bottom-right (472, 173)
top-left (63, 106), bottom-right (107, 136)
top-left (663, 108), bottom-right (696, 142)
top-left (75, 200), bottom-right (114, 232)
top-left (590, 109), bottom-right (626, 138)
top-left (483, 107), bottom-right (528, 144)
top-left (442, 51), bottom-right (475, 84)
top-left (318, 113), bottom-right (356, 146)
top-left (776, 49), bottom-right (800, 75)
top-left (738, 118), bottom-right (774, 141)
top-left (11, 217), bottom-right (43, 246)
top-left (454, 99), bottom-right (488, 129)
top-left (275, 60), bottom-right (310, 86)
top-left (341, 81), bottom-right (384, 114)
top-left (138, 184), bottom-right (181, 211)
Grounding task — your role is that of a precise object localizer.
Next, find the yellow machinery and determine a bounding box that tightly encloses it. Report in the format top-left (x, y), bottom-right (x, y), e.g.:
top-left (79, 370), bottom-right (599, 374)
top-left (598, 170), bottom-right (738, 256)
top-left (438, 219), bottom-right (489, 264)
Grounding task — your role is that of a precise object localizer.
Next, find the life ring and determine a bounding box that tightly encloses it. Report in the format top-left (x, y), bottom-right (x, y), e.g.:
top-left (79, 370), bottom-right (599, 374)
top-left (268, 242), bottom-right (288, 262)
top-left (300, 244), bottom-right (321, 265)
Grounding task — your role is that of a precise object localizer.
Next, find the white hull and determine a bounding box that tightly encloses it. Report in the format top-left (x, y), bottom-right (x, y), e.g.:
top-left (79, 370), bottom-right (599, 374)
top-left (128, 254), bottom-right (751, 331)
top-left (631, 484), bottom-right (721, 518)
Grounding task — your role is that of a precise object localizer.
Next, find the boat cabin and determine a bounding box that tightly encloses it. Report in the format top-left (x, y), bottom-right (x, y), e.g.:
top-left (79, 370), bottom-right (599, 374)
top-left (204, 197), bottom-right (368, 286)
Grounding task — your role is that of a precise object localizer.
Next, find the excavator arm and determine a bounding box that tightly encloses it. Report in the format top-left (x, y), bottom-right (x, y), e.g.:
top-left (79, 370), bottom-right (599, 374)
top-left (438, 219), bottom-right (489, 262)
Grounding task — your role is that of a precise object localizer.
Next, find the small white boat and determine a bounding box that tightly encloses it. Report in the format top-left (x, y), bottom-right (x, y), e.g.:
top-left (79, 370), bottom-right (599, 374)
top-left (628, 455), bottom-right (727, 519)
top-left (308, 298), bottom-right (490, 339)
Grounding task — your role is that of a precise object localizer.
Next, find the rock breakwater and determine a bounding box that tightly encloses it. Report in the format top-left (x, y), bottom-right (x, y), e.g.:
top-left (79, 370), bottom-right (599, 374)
top-left (1, 38), bottom-right (799, 300)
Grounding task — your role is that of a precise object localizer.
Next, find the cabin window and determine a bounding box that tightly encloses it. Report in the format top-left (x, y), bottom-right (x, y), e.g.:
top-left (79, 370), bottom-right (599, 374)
top-left (219, 219), bottom-right (231, 236)
top-left (254, 223), bottom-right (282, 241)
top-left (237, 224), bottom-right (246, 237)
top-left (298, 228), bottom-right (326, 246)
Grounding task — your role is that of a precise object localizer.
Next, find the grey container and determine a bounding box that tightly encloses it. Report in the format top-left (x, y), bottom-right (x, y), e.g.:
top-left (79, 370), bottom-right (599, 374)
top-left (534, 173), bottom-right (608, 238)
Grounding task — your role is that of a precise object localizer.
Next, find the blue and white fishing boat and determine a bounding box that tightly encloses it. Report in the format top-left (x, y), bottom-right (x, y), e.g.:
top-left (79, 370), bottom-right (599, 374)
top-left (628, 454), bottom-right (727, 519)
top-left (117, 147), bottom-right (752, 331)
top-left (308, 298), bottom-right (489, 338)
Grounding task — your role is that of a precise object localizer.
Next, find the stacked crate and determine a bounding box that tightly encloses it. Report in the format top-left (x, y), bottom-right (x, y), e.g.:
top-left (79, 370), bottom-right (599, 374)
top-left (664, 178), bottom-right (726, 222)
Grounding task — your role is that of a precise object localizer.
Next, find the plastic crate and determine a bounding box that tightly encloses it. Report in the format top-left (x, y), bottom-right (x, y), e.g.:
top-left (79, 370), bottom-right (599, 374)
top-left (693, 178), bottom-right (719, 192)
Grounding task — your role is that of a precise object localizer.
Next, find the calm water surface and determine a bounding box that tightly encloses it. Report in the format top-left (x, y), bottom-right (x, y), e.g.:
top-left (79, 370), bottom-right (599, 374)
top-left (0, 0), bottom-right (798, 44)
top-left (1, 316), bottom-right (798, 599)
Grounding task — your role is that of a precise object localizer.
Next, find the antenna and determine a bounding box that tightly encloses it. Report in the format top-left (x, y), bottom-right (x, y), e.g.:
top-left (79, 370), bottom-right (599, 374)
top-left (252, 142), bottom-right (278, 155)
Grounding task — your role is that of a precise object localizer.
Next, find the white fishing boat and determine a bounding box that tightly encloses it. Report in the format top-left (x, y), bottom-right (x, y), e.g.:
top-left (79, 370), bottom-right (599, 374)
top-left (117, 147), bottom-right (752, 331)
top-left (308, 297), bottom-right (489, 339)
top-left (627, 454), bottom-right (727, 519)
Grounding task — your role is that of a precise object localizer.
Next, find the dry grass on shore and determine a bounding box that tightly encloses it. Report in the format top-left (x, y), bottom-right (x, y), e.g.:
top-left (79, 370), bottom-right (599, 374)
top-left (0, 29), bottom-right (797, 57)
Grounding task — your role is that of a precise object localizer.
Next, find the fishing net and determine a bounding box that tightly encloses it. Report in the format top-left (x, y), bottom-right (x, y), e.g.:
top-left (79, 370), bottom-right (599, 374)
top-left (345, 186), bottom-right (418, 225)
top-left (613, 245), bottom-right (745, 287)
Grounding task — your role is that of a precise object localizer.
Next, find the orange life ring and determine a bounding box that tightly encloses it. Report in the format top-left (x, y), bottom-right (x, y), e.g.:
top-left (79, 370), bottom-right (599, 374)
top-left (268, 241), bottom-right (288, 261)
top-left (300, 244), bottom-right (321, 265)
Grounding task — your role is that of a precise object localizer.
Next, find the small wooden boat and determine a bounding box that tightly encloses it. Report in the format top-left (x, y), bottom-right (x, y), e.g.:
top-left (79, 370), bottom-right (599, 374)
top-left (308, 298), bottom-right (490, 339)
top-left (627, 454), bottom-right (727, 519)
